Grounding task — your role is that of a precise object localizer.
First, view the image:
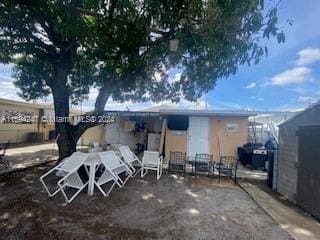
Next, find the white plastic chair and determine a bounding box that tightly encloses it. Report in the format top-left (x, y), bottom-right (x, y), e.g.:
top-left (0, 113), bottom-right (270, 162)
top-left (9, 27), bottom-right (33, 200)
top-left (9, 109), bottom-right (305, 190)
top-left (40, 152), bottom-right (89, 203)
top-left (141, 151), bottom-right (163, 180)
top-left (94, 165), bottom-right (118, 197)
top-left (98, 151), bottom-right (133, 188)
top-left (119, 146), bottom-right (143, 177)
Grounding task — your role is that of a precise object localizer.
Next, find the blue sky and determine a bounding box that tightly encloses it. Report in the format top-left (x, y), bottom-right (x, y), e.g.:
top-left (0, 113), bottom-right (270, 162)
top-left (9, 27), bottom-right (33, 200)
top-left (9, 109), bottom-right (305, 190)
top-left (1, 0), bottom-right (320, 112)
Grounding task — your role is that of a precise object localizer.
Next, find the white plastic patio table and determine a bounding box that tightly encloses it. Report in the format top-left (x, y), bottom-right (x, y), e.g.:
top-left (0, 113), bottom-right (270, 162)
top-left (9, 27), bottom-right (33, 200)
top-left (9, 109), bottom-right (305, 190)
top-left (84, 151), bottom-right (122, 196)
top-left (84, 153), bottom-right (101, 196)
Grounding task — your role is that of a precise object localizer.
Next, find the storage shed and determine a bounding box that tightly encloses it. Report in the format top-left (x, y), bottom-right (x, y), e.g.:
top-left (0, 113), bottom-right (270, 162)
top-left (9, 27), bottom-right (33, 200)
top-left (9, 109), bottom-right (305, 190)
top-left (277, 101), bottom-right (320, 219)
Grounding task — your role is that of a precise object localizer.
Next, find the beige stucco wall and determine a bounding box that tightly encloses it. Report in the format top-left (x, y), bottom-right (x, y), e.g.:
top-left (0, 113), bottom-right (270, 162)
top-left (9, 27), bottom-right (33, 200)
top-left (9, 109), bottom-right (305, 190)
top-left (0, 102), bottom-right (40, 143)
top-left (165, 128), bottom-right (187, 160)
top-left (164, 116), bottom-right (248, 160)
top-left (80, 125), bottom-right (105, 146)
top-left (0, 101), bottom-right (57, 143)
top-left (210, 117), bottom-right (248, 160)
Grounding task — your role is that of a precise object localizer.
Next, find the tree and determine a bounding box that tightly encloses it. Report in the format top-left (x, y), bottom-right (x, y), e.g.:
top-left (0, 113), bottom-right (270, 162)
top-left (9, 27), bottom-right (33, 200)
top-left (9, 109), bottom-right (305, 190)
top-left (0, 0), bottom-right (285, 160)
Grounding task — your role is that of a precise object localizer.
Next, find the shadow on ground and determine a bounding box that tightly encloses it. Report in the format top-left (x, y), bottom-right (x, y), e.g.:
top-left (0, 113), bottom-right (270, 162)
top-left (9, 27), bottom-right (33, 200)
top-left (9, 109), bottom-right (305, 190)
top-left (0, 164), bottom-right (293, 240)
top-left (0, 149), bottom-right (58, 175)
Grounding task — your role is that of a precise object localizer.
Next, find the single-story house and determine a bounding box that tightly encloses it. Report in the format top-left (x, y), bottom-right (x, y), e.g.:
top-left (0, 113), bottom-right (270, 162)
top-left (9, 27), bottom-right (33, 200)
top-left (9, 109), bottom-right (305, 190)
top-left (83, 106), bottom-right (255, 161)
top-left (0, 98), bottom-right (56, 143)
top-left (0, 98), bottom-right (79, 144)
top-left (277, 101), bottom-right (320, 219)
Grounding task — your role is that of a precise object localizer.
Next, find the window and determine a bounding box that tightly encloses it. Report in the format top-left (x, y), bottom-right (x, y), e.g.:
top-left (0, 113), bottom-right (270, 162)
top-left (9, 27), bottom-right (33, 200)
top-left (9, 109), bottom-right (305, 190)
top-left (167, 115), bottom-right (188, 131)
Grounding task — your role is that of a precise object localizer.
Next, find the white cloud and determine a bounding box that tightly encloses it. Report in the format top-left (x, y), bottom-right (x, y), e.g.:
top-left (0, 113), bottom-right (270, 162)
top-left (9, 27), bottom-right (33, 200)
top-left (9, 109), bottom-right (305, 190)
top-left (0, 77), bottom-right (23, 101)
top-left (176, 98), bottom-right (210, 110)
top-left (88, 88), bottom-right (99, 100)
top-left (168, 72), bottom-right (182, 83)
top-left (153, 71), bottom-right (162, 82)
top-left (298, 96), bottom-right (318, 103)
top-left (210, 98), bottom-right (249, 110)
top-left (296, 48), bottom-right (320, 66)
top-left (243, 82), bottom-right (256, 89)
top-left (95, 98), bottom-right (210, 111)
top-left (1, 79), bottom-right (15, 90)
top-left (271, 67), bottom-right (311, 86)
top-left (290, 86), bottom-right (311, 94)
top-left (141, 98), bottom-right (210, 111)
top-left (82, 84), bottom-right (212, 111)
top-left (251, 96), bottom-right (264, 101)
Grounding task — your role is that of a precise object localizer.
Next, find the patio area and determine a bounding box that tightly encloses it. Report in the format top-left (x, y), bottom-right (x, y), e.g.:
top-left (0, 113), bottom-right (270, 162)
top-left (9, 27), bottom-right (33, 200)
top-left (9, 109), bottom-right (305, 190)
top-left (0, 162), bottom-right (292, 240)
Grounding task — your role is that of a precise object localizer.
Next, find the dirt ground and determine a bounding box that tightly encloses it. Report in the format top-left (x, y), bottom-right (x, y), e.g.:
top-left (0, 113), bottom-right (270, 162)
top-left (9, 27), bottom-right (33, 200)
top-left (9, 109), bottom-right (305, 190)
top-left (0, 163), bottom-right (293, 240)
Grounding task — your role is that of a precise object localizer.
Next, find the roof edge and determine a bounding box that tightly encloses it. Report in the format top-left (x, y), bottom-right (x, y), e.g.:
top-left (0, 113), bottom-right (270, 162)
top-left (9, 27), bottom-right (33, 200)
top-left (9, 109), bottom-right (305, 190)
top-left (0, 97), bottom-right (53, 109)
top-left (278, 101), bottom-right (320, 127)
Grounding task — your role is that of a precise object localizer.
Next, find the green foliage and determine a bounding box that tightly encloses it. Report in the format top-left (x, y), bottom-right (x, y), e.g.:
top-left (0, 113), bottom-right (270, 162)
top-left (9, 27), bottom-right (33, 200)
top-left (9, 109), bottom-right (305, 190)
top-left (0, 0), bottom-right (285, 106)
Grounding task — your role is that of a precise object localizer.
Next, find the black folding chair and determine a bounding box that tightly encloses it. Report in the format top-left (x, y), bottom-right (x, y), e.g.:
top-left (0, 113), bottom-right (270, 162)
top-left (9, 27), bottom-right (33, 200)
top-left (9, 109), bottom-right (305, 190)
top-left (217, 156), bottom-right (239, 183)
top-left (168, 151), bottom-right (187, 174)
top-left (193, 153), bottom-right (213, 176)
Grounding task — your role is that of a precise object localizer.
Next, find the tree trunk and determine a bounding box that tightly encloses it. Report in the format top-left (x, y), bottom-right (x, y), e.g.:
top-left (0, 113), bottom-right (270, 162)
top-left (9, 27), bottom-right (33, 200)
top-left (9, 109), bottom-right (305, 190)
top-left (51, 69), bottom-right (78, 161)
top-left (56, 122), bottom-right (78, 160)
top-left (50, 69), bottom-right (114, 161)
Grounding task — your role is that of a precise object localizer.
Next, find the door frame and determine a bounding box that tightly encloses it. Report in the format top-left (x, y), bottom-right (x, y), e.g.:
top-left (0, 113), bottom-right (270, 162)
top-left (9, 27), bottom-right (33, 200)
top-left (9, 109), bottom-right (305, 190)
top-left (187, 116), bottom-right (210, 157)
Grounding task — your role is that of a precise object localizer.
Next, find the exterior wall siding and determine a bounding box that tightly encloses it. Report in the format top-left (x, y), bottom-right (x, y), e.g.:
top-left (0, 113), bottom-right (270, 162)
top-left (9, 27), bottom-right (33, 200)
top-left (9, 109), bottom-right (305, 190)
top-left (80, 125), bottom-right (105, 146)
top-left (277, 128), bottom-right (298, 202)
top-left (164, 128), bottom-right (187, 160)
top-left (0, 102), bottom-right (46, 143)
top-left (164, 116), bottom-right (248, 161)
top-left (0, 99), bottom-right (81, 144)
top-left (277, 104), bottom-right (320, 202)
top-left (210, 117), bottom-right (248, 160)
top-left (82, 114), bottom-right (249, 160)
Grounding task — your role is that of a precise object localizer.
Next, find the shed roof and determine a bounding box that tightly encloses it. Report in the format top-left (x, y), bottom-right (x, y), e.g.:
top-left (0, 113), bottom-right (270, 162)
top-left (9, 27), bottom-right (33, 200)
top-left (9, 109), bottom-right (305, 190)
top-left (278, 101), bottom-right (320, 127)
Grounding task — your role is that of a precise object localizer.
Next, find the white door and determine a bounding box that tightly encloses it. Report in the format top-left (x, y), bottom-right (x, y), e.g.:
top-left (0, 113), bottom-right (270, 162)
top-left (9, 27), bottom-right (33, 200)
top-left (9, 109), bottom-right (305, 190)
top-left (187, 117), bottom-right (210, 157)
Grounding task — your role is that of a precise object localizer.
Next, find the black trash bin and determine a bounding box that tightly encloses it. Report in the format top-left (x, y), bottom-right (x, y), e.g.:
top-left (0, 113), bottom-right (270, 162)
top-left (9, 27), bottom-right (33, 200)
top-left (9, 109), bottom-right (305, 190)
top-left (238, 143), bottom-right (264, 166)
top-left (238, 147), bottom-right (253, 166)
top-left (267, 151), bottom-right (275, 188)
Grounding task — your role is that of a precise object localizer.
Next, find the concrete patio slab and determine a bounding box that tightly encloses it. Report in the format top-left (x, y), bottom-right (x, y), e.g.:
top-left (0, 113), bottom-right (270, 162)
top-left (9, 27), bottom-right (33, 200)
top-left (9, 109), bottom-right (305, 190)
top-left (0, 143), bottom-right (58, 175)
top-left (237, 164), bottom-right (267, 181)
top-left (0, 143), bottom-right (88, 175)
top-left (240, 182), bottom-right (320, 240)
